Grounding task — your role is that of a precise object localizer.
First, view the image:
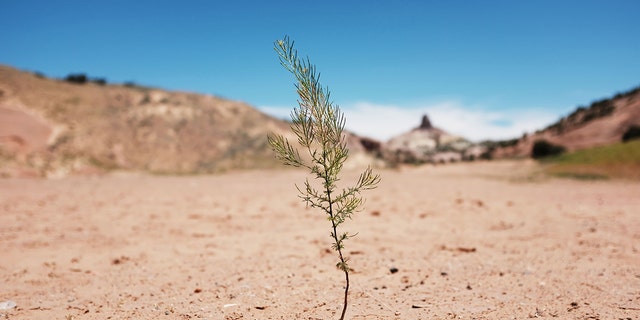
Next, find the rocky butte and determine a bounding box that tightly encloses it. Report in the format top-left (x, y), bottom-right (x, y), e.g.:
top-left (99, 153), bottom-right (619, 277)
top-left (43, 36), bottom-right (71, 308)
top-left (382, 114), bottom-right (486, 164)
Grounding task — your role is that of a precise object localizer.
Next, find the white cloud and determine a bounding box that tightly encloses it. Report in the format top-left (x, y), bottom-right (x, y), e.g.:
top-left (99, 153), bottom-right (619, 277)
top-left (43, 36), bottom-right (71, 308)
top-left (258, 101), bottom-right (559, 142)
top-left (258, 105), bottom-right (292, 120)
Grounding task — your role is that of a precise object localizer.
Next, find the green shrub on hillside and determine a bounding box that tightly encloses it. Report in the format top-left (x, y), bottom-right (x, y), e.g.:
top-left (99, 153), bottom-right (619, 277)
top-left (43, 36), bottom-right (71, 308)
top-left (65, 73), bottom-right (88, 84)
top-left (532, 139), bottom-right (566, 159)
top-left (622, 125), bottom-right (640, 142)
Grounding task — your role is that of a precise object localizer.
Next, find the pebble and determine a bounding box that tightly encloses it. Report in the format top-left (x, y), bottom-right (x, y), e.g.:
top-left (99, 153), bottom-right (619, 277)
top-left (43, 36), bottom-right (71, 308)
top-left (0, 301), bottom-right (16, 310)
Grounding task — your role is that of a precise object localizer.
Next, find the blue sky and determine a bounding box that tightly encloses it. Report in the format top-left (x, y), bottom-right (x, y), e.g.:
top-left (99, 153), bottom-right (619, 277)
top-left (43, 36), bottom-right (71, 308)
top-left (1, 1), bottom-right (638, 141)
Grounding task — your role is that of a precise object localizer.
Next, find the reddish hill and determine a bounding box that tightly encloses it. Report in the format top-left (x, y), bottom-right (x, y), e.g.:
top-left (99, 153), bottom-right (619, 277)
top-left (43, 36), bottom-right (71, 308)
top-left (491, 86), bottom-right (640, 158)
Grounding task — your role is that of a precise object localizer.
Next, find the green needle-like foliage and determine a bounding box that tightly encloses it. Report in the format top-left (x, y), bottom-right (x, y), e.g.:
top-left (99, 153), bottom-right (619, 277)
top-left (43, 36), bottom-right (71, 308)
top-left (268, 36), bottom-right (380, 320)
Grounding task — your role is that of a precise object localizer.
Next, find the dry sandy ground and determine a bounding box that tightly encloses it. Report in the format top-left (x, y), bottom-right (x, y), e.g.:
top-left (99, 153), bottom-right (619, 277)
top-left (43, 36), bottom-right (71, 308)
top-left (1, 161), bottom-right (639, 320)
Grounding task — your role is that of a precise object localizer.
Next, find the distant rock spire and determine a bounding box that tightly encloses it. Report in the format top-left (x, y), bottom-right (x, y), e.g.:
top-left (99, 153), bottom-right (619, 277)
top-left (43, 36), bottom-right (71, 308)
top-left (418, 114), bottom-right (433, 130)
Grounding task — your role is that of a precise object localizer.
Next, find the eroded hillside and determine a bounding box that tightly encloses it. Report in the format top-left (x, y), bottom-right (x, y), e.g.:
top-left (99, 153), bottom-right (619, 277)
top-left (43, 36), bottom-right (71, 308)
top-left (490, 86), bottom-right (640, 158)
top-left (0, 66), bottom-right (302, 176)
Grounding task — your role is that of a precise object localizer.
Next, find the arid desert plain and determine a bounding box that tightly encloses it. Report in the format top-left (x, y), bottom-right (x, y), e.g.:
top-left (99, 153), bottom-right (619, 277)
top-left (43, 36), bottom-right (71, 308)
top-left (1, 161), bottom-right (639, 320)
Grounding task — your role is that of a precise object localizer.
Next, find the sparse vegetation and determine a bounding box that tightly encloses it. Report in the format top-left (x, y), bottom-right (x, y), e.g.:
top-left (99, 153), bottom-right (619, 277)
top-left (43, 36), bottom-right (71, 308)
top-left (140, 94), bottom-right (152, 105)
top-left (268, 36), bottom-right (380, 320)
top-left (123, 81), bottom-right (155, 91)
top-left (65, 73), bottom-right (88, 84)
top-left (91, 78), bottom-right (107, 85)
top-left (612, 85), bottom-right (640, 100)
top-left (481, 138), bottom-right (519, 150)
top-left (544, 101), bottom-right (618, 133)
top-left (542, 140), bottom-right (640, 180)
top-left (532, 139), bottom-right (566, 159)
top-left (64, 73), bottom-right (107, 85)
top-left (543, 85), bottom-right (640, 135)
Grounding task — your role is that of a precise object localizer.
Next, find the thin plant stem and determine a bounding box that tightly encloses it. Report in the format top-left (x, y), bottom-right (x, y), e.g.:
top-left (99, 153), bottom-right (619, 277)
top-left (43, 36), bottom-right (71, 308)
top-left (326, 182), bottom-right (349, 320)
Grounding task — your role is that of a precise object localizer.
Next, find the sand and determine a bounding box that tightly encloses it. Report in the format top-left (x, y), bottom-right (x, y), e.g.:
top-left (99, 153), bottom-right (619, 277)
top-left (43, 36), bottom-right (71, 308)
top-left (1, 161), bottom-right (639, 319)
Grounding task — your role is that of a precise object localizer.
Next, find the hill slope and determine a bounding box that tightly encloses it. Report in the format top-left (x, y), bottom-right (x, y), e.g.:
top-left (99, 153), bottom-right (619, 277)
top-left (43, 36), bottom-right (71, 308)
top-left (0, 65), bottom-right (376, 177)
top-left (491, 86), bottom-right (640, 158)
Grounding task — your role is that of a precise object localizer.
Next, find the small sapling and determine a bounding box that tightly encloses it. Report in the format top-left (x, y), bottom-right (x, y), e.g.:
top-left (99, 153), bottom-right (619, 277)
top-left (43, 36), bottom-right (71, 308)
top-left (268, 36), bottom-right (380, 320)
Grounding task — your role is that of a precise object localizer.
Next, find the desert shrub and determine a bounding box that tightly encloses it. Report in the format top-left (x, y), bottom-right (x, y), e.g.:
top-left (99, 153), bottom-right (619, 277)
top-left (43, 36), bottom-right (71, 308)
top-left (91, 78), bottom-right (107, 85)
top-left (582, 98), bottom-right (615, 122)
top-left (479, 138), bottom-right (519, 150)
top-left (532, 139), bottom-right (566, 159)
top-left (622, 125), bottom-right (640, 142)
top-left (123, 81), bottom-right (153, 91)
top-left (65, 73), bottom-right (88, 84)
top-left (498, 138), bottom-right (520, 148)
top-left (543, 94), bottom-right (621, 134)
top-left (139, 94), bottom-right (151, 105)
top-left (268, 36), bottom-right (380, 320)
top-left (480, 149), bottom-right (493, 160)
top-left (613, 85), bottom-right (640, 100)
